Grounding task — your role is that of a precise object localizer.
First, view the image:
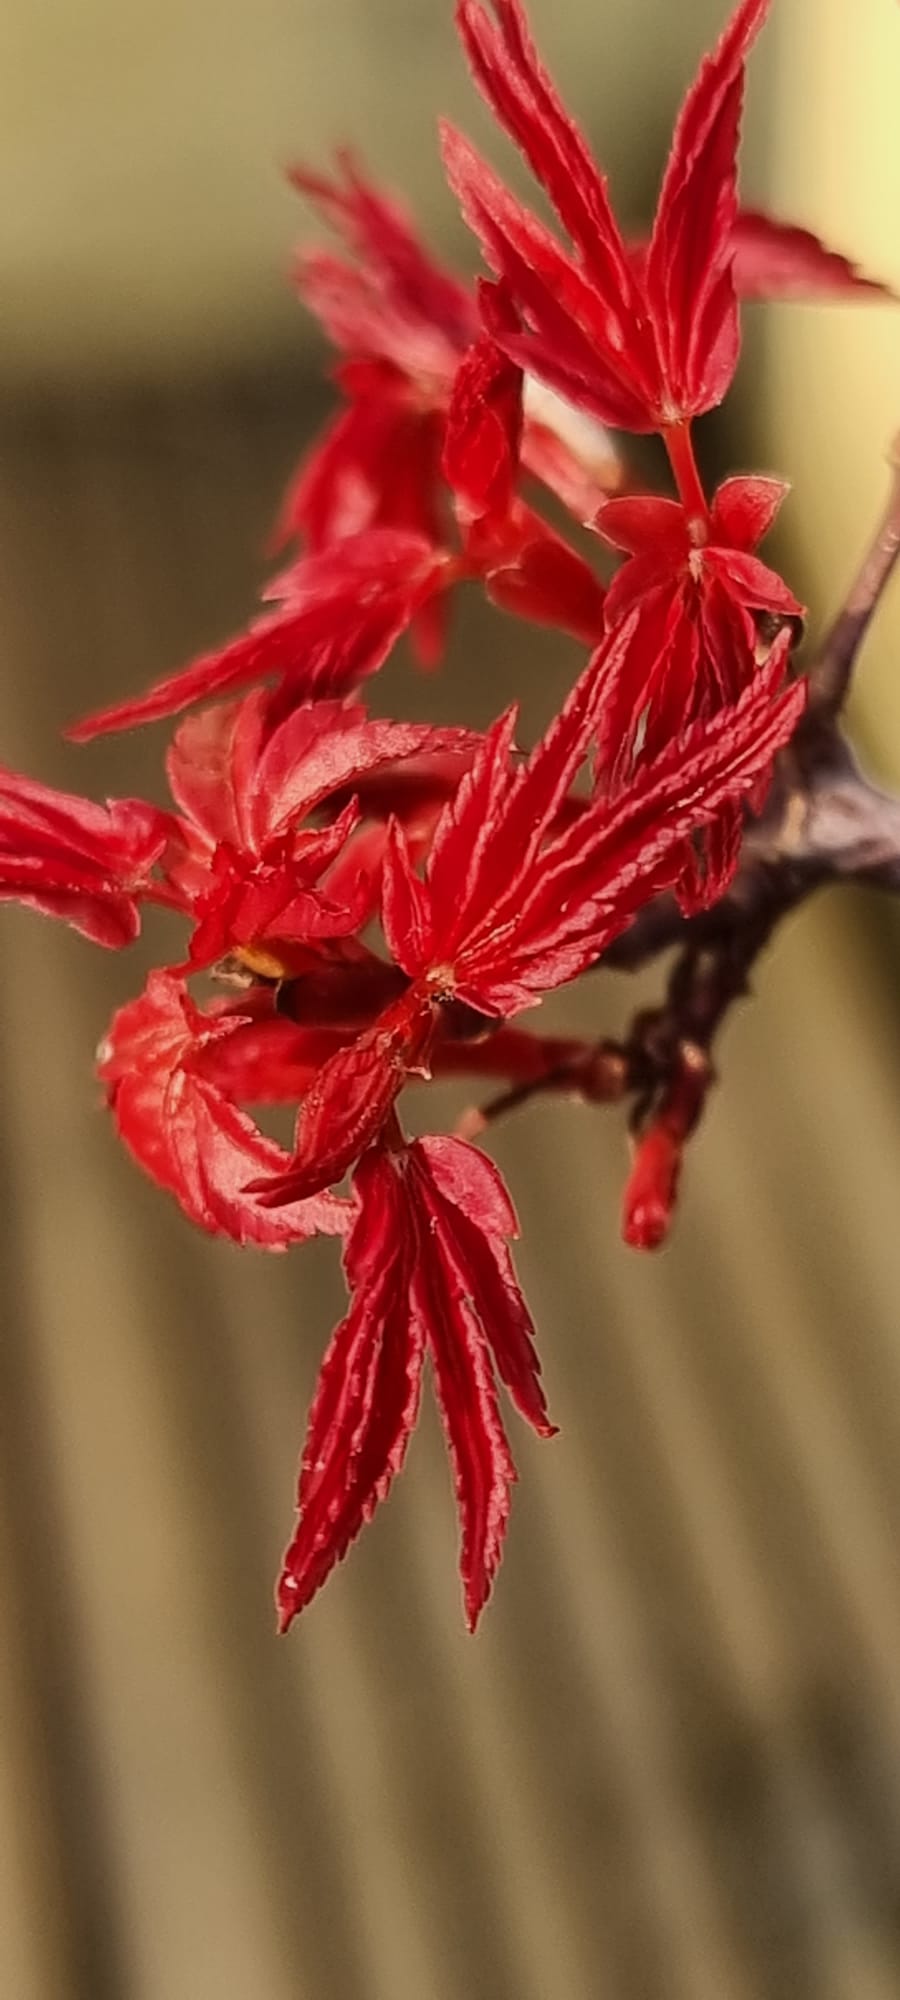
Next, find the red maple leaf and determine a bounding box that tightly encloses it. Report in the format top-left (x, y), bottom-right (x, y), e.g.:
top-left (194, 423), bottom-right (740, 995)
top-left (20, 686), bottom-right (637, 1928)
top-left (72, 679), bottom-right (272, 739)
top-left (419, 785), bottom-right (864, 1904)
top-left (383, 630), bottom-right (805, 1014)
top-left (442, 324), bottom-right (608, 643)
top-left (277, 1129), bottom-right (553, 1632)
top-left (161, 688), bottom-right (477, 971)
top-left (446, 2), bottom-right (895, 434)
top-left (445, 0), bottom-right (769, 435)
top-left (251, 627), bottom-right (804, 1215)
top-left (282, 155), bottom-right (619, 565)
top-left (592, 475), bottom-right (802, 776)
top-left (730, 209), bottom-right (897, 302)
top-left (98, 970), bottom-right (350, 1246)
top-left (0, 765), bottom-right (170, 946)
top-left (68, 530), bottom-right (451, 742)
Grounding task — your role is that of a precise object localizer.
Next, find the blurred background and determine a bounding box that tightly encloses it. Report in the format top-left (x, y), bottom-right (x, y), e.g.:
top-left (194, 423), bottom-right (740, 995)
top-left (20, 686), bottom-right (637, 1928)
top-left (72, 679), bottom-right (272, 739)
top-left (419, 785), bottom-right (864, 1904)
top-left (3, 2), bottom-right (900, 1996)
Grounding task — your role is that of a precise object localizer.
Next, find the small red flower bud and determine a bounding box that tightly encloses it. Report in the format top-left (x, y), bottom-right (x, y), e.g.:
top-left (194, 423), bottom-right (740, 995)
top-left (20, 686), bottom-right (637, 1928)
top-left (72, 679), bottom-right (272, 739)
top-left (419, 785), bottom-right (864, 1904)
top-left (622, 1125), bottom-right (683, 1251)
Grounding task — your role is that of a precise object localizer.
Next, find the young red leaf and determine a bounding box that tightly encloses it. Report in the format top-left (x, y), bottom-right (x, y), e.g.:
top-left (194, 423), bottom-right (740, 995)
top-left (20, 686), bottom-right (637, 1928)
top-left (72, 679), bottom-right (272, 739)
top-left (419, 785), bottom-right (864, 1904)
top-left (194, 1008), bottom-right (351, 1104)
top-left (98, 970), bottom-right (349, 1246)
top-left (442, 334), bottom-right (524, 522)
top-left (731, 209), bottom-right (898, 303)
top-left (185, 798), bottom-right (367, 972)
top-left (166, 690), bottom-right (478, 857)
top-left (440, 119), bottom-right (656, 433)
top-left (289, 149), bottom-right (619, 540)
top-left (278, 1130), bottom-right (551, 1631)
top-left (415, 630), bottom-right (620, 966)
top-left (466, 500), bottom-right (607, 644)
top-left (248, 705), bottom-right (477, 852)
top-left (290, 153), bottom-right (475, 369)
top-left (384, 624), bottom-right (635, 988)
top-left (595, 478), bottom-right (800, 775)
top-left (454, 0), bottom-right (641, 318)
top-left (384, 633), bottom-right (805, 1015)
top-left (68, 532), bottom-right (449, 742)
top-left (448, 0), bottom-right (770, 430)
top-left (417, 1134), bottom-right (554, 1440)
top-left (275, 392), bottom-right (451, 666)
top-left (277, 1142), bottom-right (427, 1628)
top-left (161, 691), bottom-right (482, 970)
top-left (410, 1189), bottom-right (516, 1629)
top-left (251, 986), bottom-right (439, 1205)
top-left (0, 766), bottom-right (169, 946)
top-left (410, 1132), bottom-right (553, 1625)
top-left (599, 492), bottom-right (799, 648)
top-left (645, 0), bottom-right (770, 419)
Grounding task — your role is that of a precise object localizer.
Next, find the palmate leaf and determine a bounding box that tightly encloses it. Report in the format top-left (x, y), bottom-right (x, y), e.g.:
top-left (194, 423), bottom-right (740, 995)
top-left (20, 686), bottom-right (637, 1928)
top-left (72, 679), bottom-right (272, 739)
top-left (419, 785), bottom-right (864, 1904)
top-left (645, 0), bottom-right (769, 416)
top-left (161, 690), bottom-right (480, 969)
top-left (98, 970), bottom-right (349, 1247)
top-left (0, 766), bottom-right (169, 946)
top-left (384, 632), bottom-right (805, 1015)
top-left (448, 0), bottom-right (769, 429)
top-left (731, 209), bottom-right (897, 303)
top-left (277, 1143), bottom-right (427, 1629)
top-left (278, 1133), bottom-right (551, 1632)
top-left (593, 476), bottom-right (803, 777)
top-left (289, 152), bottom-right (475, 365)
top-left (68, 531), bottom-right (450, 742)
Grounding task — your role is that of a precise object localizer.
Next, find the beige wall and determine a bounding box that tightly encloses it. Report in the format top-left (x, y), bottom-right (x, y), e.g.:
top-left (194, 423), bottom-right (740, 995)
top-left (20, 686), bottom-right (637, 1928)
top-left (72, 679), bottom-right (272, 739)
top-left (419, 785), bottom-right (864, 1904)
top-left (0, 0), bottom-right (722, 378)
top-left (761, 0), bottom-right (900, 776)
top-left (4, 7), bottom-right (900, 1998)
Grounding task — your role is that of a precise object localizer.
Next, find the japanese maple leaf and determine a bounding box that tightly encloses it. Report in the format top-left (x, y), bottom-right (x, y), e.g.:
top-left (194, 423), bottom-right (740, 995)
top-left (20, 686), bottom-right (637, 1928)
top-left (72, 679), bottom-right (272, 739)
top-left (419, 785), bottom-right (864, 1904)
top-left (290, 154), bottom-right (475, 384)
top-left (730, 210), bottom-right (897, 303)
top-left (98, 969), bottom-right (350, 1247)
top-left (279, 159), bottom-right (474, 667)
top-left (160, 688), bottom-right (478, 972)
top-left (592, 475), bottom-right (803, 778)
top-left (252, 624), bottom-right (805, 1210)
top-left (383, 630), bottom-right (805, 1016)
top-left (69, 453), bottom-right (604, 740)
top-left (447, 0), bottom-right (898, 454)
top-left (276, 1130), bottom-right (553, 1632)
top-left (0, 765), bottom-right (169, 947)
top-left (289, 262), bottom-right (608, 656)
top-left (68, 530), bottom-right (450, 742)
top-left (444, 0), bottom-right (770, 437)
top-left (0, 692), bottom-right (479, 990)
top-left (441, 327), bottom-right (607, 643)
top-left (281, 155), bottom-right (619, 577)
top-left (279, 374), bottom-right (453, 664)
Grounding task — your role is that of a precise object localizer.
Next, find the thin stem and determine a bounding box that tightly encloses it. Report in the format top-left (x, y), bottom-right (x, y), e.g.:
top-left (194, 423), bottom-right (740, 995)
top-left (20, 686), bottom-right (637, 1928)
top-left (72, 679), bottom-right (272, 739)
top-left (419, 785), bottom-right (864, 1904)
top-left (663, 420), bottom-right (711, 532)
top-left (455, 1039), bottom-right (632, 1139)
top-left (807, 433), bottom-right (900, 719)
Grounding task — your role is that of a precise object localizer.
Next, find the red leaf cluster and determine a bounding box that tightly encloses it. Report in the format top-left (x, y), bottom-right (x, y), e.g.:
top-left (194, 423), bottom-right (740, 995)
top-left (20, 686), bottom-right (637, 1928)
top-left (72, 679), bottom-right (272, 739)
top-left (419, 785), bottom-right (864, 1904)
top-left (447, 0), bottom-right (891, 433)
top-left (0, 0), bottom-right (892, 1626)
